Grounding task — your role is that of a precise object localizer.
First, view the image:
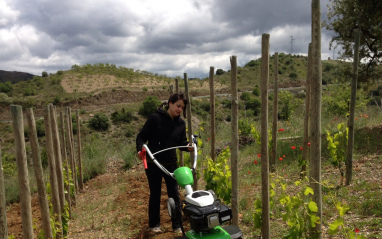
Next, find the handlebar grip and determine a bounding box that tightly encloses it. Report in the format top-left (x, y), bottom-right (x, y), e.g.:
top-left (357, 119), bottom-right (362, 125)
top-left (140, 148), bottom-right (148, 169)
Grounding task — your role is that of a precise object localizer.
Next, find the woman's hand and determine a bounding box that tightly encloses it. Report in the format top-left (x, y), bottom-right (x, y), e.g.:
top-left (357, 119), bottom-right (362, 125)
top-left (187, 143), bottom-right (194, 152)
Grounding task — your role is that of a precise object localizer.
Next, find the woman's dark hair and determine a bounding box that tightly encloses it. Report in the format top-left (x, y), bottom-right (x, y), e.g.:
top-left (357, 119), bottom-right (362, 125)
top-left (160, 93), bottom-right (188, 118)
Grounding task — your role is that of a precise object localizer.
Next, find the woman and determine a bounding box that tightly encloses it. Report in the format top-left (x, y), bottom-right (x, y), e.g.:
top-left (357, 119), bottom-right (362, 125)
top-left (136, 93), bottom-right (193, 234)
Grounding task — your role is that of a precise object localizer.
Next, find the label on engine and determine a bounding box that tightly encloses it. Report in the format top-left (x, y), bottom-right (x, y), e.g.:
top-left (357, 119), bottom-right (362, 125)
top-left (221, 215), bottom-right (230, 221)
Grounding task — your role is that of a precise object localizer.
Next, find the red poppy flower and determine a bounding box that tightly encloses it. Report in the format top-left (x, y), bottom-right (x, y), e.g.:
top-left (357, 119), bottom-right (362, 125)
top-left (279, 157), bottom-right (283, 161)
top-left (283, 155), bottom-right (286, 158)
top-left (278, 128), bottom-right (285, 132)
top-left (291, 146), bottom-right (296, 150)
top-left (257, 154), bottom-right (261, 157)
top-left (366, 115), bottom-right (369, 118)
top-left (356, 117), bottom-right (358, 120)
top-left (335, 117), bottom-right (337, 120)
top-left (207, 138), bottom-right (210, 141)
top-left (300, 147), bottom-right (303, 150)
top-left (308, 142), bottom-right (311, 146)
top-left (248, 171), bottom-right (251, 174)
top-left (254, 160), bottom-right (258, 164)
top-left (355, 228), bottom-right (360, 233)
top-left (364, 114), bottom-right (366, 117)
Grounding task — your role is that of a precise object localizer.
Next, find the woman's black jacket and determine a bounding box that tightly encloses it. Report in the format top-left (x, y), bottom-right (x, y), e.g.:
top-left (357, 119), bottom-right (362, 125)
top-left (136, 108), bottom-right (189, 165)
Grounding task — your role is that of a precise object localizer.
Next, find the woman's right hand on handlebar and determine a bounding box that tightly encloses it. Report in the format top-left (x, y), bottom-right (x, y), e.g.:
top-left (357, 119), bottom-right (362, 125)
top-left (137, 151), bottom-right (142, 160)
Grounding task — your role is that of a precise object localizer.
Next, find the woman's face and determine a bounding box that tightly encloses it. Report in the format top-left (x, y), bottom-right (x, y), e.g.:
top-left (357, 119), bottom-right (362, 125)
top-left (168, 99), bottom-right (185, 118)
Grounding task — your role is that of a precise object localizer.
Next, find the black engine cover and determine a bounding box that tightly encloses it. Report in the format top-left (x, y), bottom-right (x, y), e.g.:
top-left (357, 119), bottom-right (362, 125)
top-left (183, 200), bottom-right (232, 233)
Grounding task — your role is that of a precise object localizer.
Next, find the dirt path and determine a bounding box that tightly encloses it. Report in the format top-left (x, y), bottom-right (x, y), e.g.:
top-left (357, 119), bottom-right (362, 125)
top-left (68, 160), bottom-right (192, 239)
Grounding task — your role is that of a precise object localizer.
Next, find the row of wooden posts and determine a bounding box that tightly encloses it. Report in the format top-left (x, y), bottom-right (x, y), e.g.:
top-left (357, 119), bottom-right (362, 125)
top-left (0, 104), bottom-right (84, 238)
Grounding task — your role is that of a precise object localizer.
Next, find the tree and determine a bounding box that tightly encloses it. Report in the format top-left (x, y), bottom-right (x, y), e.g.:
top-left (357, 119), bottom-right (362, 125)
top-left (216, 69), bottom-right (225, 75)
top-left (42, 71), bottom-right (48, 77)
top-left (138, 96), bottom-right (161, 117)
top-left (323, 0), bottom-right (382, 83)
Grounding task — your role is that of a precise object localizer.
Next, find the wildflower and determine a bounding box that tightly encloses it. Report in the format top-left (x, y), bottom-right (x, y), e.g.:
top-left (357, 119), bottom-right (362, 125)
top-left (257, 153), bottom-right (261, 157)
top-left (366, 115), bottom-right (369, 118)
top-left (335, 117), bottom-right (337, 120)
top-left (364, 114), bottom-right (366, 117)
top-left (278, 128), bottom-right (285, 132)
top-left (291, 146), bottom-right (296, 150)
top-left (248, 171), bottom-right (251, 174)
top-left (279, 157), bottom-right (283, 161)
top-left (356, 117), bottom-right (358, 120)
top-left (300, 147), bottom-right (303, 150)
top-left (332, 121), bottom-right (334, 123)
top-left (355, 228), bottom-right (360, 233)
top-left (254, 160), bottom-right (258, 164)
top-left (308, 142), bottom-right (311, 146)
top-left (283, 155), bottom-right (286, 158)
top-left (207, 138), bottom-right (210, 141)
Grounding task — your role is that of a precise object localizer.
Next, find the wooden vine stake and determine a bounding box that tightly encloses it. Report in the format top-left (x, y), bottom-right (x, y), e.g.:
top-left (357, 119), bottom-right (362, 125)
top-left (230, 56), bottom-right (239, 226)
top-left (175, 78), bottom-right (184, 167)
top-left (260, 34), bottom-right (270, 238)
top-left (49, 104), bottom-right (65, 212)
top-left (0, 144), bottom-right (8, 239)
top-left (26, 108), bottom-right (53, 238)
top-left (271, 52), bottom-right (278, 172)
top-left (310, 0), bottom-right (323, 237)
top-left (65, 107), bottom-right (77, 194)
top-left (43, 106), bottom-right (63, 238)
top-left (59, 112), bottom-right (72, 218)
top-left (10, 105), bottom-right (34, 238)
top-left (76, 110), bottom-right (84, 191)
top-left (209, 66), bottom-right (216, 162)
top-left (346, 29), bottom-right (360, 185)
top-left (301, 44), bottom-right (312, 178)
top-left (68, 107), bottom-right (78, 192)
top-left (184, 73), bottom-right (197, 190)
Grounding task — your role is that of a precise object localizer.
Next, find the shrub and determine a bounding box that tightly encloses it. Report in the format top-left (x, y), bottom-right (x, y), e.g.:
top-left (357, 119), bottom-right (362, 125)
top-left (245, 98), bottom-right (261, 111)
top-left (289, 72), bottom-right (297, 80)
top-left (240, 92), bottom-right (251, 102)
top-left (278, 91), bottom-right (302, 121)
top-left (24, 87), bottom-right (36, 96)
top-left (252, 87), bottom-right (260, 96)
top-left (239, 118), bottom-right (252, 137)
top-left (138, 96), bottom-right (161, 117)
top-left (322, 84), bottom-right (368, 117)
top-left (0, 93), bottom-right (12, 105)
top-left (53, 96), bottom-right (61, 105)
top-left (88, 113), bottom-right (110, 131)
top-left (111, 108), bottom-right (134, 124)
top-left (42, 71), bottom-right (48, 77)
top-left (0, 82), bottom-right (13, 95)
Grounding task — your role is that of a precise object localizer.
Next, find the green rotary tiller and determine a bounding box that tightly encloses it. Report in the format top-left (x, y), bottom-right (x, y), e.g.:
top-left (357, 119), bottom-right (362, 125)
top-left (141, 135), bottom-right (242, 239)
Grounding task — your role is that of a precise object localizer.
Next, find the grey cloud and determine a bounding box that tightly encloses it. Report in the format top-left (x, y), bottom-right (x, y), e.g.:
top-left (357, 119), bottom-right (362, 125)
top-left (2, 0), bottom-right (335, 77)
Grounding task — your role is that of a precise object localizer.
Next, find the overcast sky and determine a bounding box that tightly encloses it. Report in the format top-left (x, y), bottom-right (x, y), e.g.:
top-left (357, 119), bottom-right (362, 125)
top-left (1, 0), bottom-right (335, 78)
